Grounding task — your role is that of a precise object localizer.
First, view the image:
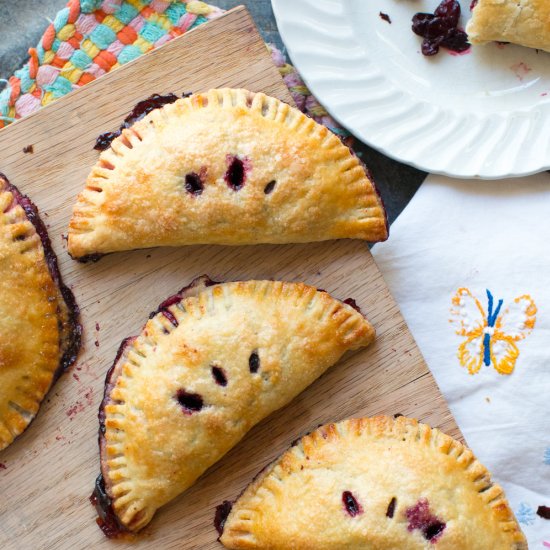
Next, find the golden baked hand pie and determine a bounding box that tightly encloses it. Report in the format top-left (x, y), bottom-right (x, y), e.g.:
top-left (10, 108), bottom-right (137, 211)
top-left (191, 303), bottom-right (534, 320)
top-left (467, 0), bottom-right (550, 52)
top-left (218, 416), bottom-right (527, 550)
top-left (92, 276), bottom-right (375, 536)
top-left (68, 88), bottom-right (388, 260)
top-left (0, 174), bottom-right (81, 451)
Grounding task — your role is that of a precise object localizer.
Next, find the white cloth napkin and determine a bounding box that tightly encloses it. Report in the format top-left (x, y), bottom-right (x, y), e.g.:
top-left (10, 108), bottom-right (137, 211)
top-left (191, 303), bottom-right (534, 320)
top-left (372, 173), bottom-right (550, 547)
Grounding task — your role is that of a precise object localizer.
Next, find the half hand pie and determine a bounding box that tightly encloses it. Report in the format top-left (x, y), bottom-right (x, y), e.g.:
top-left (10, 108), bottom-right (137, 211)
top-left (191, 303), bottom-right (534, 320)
top-left (68, 88), bottom-right (388, 260)
top-left (467, 0), bottom-right (550, 52)
top-left (218, 416), bottom-right (527, 550)
top-left (92, 276), bottom-right (375, 536)
top-left (0, 174), bottom-right (80, 451)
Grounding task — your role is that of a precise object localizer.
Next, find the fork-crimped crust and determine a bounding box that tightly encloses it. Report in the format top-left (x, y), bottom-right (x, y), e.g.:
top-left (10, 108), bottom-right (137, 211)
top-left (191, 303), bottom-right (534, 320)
top-left (220, 416), bottom-right (527, 549)
top-left (68, 88), bottom-right (388, 259)
top-left (95, 277), bottom-right (375, 534)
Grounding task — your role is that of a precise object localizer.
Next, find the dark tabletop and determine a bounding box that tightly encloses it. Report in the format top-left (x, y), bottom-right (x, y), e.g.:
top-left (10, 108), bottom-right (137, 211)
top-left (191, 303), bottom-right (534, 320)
top-left (0, 0), bottom-right (426, 223)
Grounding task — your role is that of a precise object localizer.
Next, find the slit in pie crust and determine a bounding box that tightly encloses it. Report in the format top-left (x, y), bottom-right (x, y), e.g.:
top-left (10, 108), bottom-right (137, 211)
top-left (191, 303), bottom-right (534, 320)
top-left (0, 174), bottom-right (81, 451)
top-left (92, 276), bottom-right (375, 535)
top-left (219, 416), bottom-right (527, 550)
top-left (68, 88), bottom-right (388, 260)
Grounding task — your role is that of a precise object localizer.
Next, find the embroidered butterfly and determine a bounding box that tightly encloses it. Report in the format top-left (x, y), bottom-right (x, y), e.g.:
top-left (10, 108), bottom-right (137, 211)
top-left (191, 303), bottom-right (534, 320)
top-left (450, 288), bottom-right (537, 375)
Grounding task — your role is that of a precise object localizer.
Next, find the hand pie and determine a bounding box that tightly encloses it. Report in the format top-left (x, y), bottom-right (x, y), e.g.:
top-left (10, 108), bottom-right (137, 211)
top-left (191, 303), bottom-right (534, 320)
top-left (467, 0), bottom-right (550, 52)
top-left (92, 276), bottom-right (375, 536)
top-left (0, 174), bottom-right (80, 451)
top-left (68, 88), bottom-right (388, 260)
top-left (218, 416), bottom-right (527, 550)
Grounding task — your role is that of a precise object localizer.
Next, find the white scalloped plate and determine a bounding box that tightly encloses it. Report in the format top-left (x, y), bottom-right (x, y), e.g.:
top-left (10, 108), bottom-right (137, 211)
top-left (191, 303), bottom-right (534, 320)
top-left (272, 0), bottom-right (550, 179)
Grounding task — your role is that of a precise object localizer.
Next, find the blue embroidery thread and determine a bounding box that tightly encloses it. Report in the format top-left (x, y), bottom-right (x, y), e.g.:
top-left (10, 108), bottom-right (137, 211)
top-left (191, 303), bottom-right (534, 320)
top-left (483, 290), bottom-right (504, 367)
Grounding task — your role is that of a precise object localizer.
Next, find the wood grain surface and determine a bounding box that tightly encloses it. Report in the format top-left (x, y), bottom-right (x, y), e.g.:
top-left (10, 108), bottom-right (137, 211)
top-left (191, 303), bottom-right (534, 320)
top-left (0, 7), bottom-right (459, 549)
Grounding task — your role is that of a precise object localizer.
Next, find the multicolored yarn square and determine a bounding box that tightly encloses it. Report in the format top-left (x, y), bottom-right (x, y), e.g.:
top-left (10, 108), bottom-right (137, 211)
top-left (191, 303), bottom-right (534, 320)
top-left (0, 0), bottom-right (223, 128)
top-left (0, 0), bottom-right (349, 140)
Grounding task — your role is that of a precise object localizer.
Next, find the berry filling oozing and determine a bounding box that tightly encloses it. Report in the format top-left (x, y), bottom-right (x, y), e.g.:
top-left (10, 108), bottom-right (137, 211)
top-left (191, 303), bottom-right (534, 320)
top-left (161, 309), bottom-right (178, 327)
top-left (406, 499), bottom-right (446, 542)
top-left (90, 474), bottom-right (127, 539)
top-left (94, 93), bottom-right (184, 151)
top-left (343, 298), bottom-right (362, 314)
top-left (412, 0), bottom-right (470, 57)
top-left (214, 501), bottom-right (233, 535)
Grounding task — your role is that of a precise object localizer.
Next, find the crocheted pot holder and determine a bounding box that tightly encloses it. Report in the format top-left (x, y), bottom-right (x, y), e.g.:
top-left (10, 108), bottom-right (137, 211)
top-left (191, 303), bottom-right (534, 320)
top-left (0, 0), bottom-right (346, 138)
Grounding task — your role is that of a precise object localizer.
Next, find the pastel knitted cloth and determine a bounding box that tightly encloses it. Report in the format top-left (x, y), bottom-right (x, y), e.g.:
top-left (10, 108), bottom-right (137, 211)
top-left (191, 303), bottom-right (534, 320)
top-left (0, 0), bottom-right (344, 137)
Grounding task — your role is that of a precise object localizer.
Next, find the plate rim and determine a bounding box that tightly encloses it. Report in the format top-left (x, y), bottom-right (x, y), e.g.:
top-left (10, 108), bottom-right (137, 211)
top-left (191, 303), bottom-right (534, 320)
top-left (272, 0), bottom-right (550, 180)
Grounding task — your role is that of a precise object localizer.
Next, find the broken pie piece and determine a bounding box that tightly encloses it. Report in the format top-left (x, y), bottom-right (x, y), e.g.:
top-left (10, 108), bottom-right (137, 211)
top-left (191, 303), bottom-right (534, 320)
top-left (0, 174), bottom-right (81, 451)
top-left (68, 88), bottom-right (388, 260)
top-left (467, 0), bottom-right (550, 52)
top-left (218, 416), bottom-right (527, 549)
top-left (92, 276), bottom-right (375, 535)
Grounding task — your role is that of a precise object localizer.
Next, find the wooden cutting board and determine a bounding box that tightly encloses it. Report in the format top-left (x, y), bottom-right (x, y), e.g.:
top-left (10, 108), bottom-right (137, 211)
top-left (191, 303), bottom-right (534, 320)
top-left (0, 7), bottom-right (460, 549)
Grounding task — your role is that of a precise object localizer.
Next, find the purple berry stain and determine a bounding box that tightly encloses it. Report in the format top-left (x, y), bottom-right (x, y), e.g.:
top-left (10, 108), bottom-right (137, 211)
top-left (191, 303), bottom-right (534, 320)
top-left (342, 491), bottom-right (363, 517)
top-left (406, 499), bottom-right (446, 542)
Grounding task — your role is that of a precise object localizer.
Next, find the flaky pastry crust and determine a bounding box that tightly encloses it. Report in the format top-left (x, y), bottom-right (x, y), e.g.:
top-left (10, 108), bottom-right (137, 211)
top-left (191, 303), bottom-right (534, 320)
top-left (467, 0), bottom-right (550, 52)
top-left (0, 174), bottom-right (80, 451)
top-left (68, 89), bottom-right (388, 259)
top-left (220, 416), bottom-right (527, 550)
top-left (95, 277), bottom-right (375, 534)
